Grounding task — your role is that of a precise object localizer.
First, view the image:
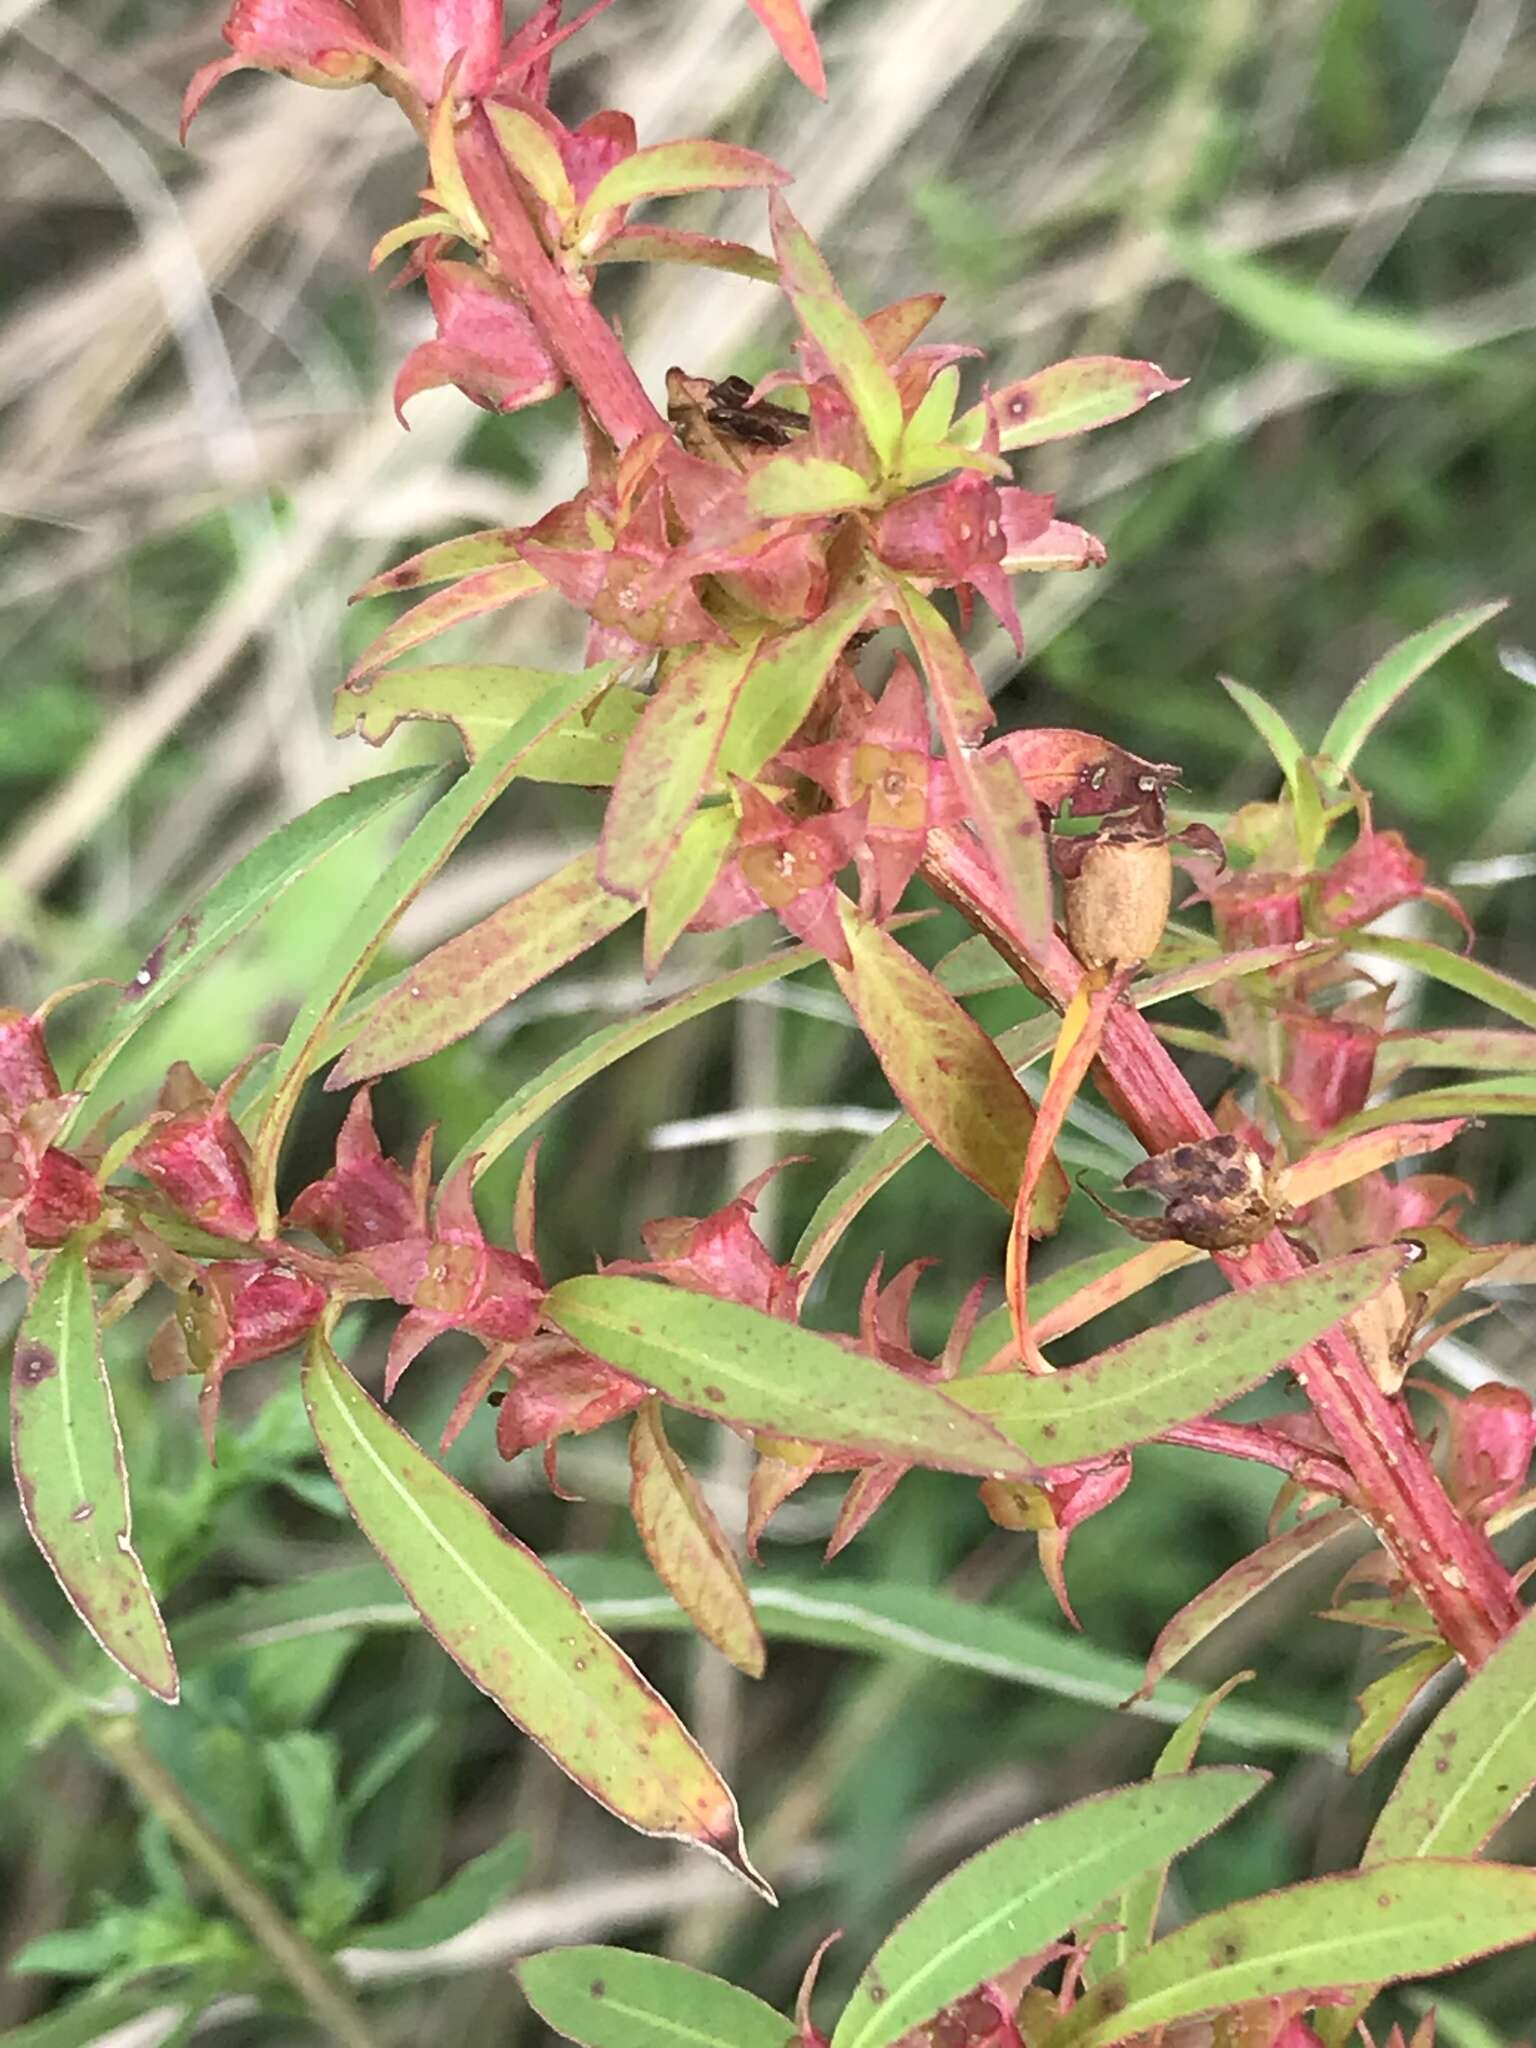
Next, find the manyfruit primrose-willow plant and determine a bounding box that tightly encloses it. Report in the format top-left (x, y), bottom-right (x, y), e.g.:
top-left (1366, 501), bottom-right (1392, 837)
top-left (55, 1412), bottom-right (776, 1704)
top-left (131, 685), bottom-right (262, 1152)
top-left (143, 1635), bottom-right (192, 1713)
top-left (7, 1), bottom-right (1536, 2041)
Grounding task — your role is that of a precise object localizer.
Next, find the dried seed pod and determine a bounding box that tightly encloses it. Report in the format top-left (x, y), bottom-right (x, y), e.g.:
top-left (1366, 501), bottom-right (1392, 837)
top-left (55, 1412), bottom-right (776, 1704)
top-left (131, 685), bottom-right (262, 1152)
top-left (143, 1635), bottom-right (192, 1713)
top-left (1060, 828), bottom-right (1172, 971)
top-left (1121, 1133), bottom-right (1278, 1253)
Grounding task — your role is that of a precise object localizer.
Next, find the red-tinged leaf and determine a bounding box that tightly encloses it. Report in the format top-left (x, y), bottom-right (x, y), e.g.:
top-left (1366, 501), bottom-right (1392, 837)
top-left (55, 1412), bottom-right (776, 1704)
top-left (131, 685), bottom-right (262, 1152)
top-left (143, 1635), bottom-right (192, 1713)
top-left (11, 1240), bottom-right (178, 1703)
top-left (591, 224), bottom-right (778, 282)
top-left (600, 638), bottom-right (761, 896)
top-left (629, 1400), bottom-right (765, 1678)
top-left (370, 211), bottom-right (458, 270)
top-left (746, 454), bottom-right (875, 517)
top-left (543, 1276), bottom-right (1037, 1479)
top-left (1138, 1510), bottom-right (1359, 1698)
top-left (832, 905), bottom-right (1068, 1223)
top-left (580, 140), bottom-right (790, 227)
top-left (1053, 1861), bottom-right (1536, 2048)
top-left (956, 357), bottom-right (1186, 453)
top-left (770, 194), bottom-right (903, 471)
top-left (1007, 974), bottom-right (1124, 1370)
top-left (486, 104), bottom-right (575, 216)
top-left (643, 807), bottom-right (738, 976)
top-left (891, 578), bottom-right (991, 747)
top-left (717, 593), bottom-right (873, 779)
top-left (352, 530), bottom-right (523, 602)
top-left (954, 1248), bottom-right (1406, 1468)
top-left (740, 0), bottom-right (825, 95)
top-left (1002, 519), bottom-right (1109, 573)
top-left (426, 81), bottom-right (488, 241)
top-left (1349, 1645), bottom-right (1455, 1774)
top-left (301, 1331), bottom-right (766, 1888)
top-left (334, 663), bottom-right (638, 782)
top-left (346, 560), bottom-right (546, 682)
top-left (331, 850), bottom-right (634, 1086)
top-left (1280, 1117), bottom-right (1466, 1210)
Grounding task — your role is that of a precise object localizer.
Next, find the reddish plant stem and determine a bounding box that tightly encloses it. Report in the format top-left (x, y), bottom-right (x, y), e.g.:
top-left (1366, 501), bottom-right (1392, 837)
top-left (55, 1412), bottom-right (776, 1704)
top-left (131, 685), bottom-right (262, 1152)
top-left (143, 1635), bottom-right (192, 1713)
top-left (456, 108), bottom-right (664, 450)
top-left (1158, 1419), bottom-right (1352, 1497)
top-left (923, 825), bottom-right (1524, 1668)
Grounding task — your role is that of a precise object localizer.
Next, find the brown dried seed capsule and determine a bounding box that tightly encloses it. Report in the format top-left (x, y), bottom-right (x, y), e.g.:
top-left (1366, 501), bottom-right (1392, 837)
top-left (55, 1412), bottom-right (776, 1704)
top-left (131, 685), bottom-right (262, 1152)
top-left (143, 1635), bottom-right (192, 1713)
top-left (1122, 1132), bottom-right (1277, 1252)
top-left (1062, 831), bottom-right (1172, 971)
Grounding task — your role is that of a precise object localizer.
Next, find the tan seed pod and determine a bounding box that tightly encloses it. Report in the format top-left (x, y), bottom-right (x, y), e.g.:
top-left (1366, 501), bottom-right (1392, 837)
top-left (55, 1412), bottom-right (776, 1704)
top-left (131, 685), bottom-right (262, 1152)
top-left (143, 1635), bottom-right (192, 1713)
top-left (1062, 832), bottom-right (1173, 971)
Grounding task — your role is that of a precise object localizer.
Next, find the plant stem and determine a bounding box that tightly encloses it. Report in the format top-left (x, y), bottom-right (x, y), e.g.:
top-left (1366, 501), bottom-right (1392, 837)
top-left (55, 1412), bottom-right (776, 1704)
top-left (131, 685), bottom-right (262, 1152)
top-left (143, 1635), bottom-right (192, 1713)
top-left (0, 1584), bottom-right (383, 2048)
top-left (922, 826), bottom-right (1525, 1669)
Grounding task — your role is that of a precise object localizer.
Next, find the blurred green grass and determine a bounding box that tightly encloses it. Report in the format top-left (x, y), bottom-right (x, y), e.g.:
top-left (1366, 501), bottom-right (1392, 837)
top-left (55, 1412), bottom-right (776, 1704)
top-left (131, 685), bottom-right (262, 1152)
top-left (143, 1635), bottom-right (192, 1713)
top-left (3, 0), bottom-right (1536, 2040)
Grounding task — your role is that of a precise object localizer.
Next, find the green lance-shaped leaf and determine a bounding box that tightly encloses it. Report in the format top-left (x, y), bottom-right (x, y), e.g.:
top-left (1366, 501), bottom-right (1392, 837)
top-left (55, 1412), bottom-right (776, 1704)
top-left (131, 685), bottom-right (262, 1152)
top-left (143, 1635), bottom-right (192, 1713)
top-left (599, 637), bottom-right (761, 897)
top-left (642, 806), bottom-right (737, 976)
top-left (1052, 1860), bottom-right (1536, 2048)
top-left (352, 529), bottom-right (524, 602)
top-left (300, 1331), bottom-right (765, 1889)
top-left (519, 1948), bottom-right (791, 2048)
top-left (579, 140), bottom-right (790, 230)
top-left (1345, 931), bottom-right (1536, 1031)
top-left (954, 356), bottom-right (1187, 453)
top-left (1331, 1075), bottom-right (1536, 1138)
top-left (345, 558), bottom-right (546, 682)
top-left (1170, 234), bottom-right (1468, 380)
top-left (1373, 1026), bottom-right (1536, 1086)
top-left (543, 1276), bottom-right (1037, 1479)
top-left (251, 668), bottom-right (611, 1227)
top-left (746, 454), bottom-right (876, 517)
top-left (439, 939), bottom-right (818, 1189)
top-left (487, 105), bottom-right (576, 215)
top-left (591, 225), bottom-right (779, 283)
top-left (831, 908), bottom-right (1067, 1222)
top-left (950, 1247), bottom-right (1405, 1466)
top-left (1139, 1509), bottom-right (1359, 1697)
top-left (718, 594), bottom-right (874, 782)
top-left (769, 193), bottom-right (903, 471)
top-left (348, 1836), bottom-right (529, 1951)
top-left (65, 765), bottom-right (437, 1129)
top-left (335, 661), bottom-right (637, 780)
top-left (1349, 1644), bottom-right (1455, 1775)
top-left (1367, 1601), bottom-right (1536, 1863)
top-left (330, 849), bottom-right (634, 1087)
top-left (629, 1400), bottom-right (765, 1679)
top-left (830, 1770), bottom-right (1266, 2048)
top-left (1222, 676), bottom-right (1325, 861)
top-left (1320, 599), bottom-right (1509, 780)
top-left (11, 1241), bottom-right (177, 1702)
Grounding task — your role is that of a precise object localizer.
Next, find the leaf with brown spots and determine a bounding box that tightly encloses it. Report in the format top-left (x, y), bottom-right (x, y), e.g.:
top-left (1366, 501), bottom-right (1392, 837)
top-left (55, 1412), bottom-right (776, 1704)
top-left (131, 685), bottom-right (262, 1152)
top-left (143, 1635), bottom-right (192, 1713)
top-left (10, 1240), bottom-right (177, 1702)
top-left (518, 1945), bottom-right (792, 2045)
top-left (629, 1400), bottom-right (765, 1678)
top-left (1053, 1860), bottom-right (1536, 2046)
top-left (301, 1331), bottom-right (766, 1890)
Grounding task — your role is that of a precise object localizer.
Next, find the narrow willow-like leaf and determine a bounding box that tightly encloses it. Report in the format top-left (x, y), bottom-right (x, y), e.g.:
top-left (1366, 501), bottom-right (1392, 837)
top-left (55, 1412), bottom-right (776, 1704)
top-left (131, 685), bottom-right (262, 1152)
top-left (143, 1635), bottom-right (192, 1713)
top-left (10, 1242), bottom-right (177, 1702)
top-left (334, 661), bottom-right (636, 777)
top-left (830, 1771), bottom-right (1266, 2048)
top-left (599, 638), bottom-right (760, 895)
top-left (300, 1332), bottom-right (764, 1888)
top-left (1331, 1075), bottom-right (1536, 1138)
top-left (519, 1947), bottom-right (790, 2048)
top-left (642, 806), bottom-right (737, 975)
top-left (346, 559), bottom-right (546, 681)
top-left (1053, 1861), bottom-right (1536, 2047)
top-left (174, 1558), bottom-right (1337, 1751)
top-left (1349, 1644), bottom-right (1454, 1774)
top-left (832, 908), bottom-right (1067, 1221)
top-left (954, 357), bottom-right (1186, 452)
top-left (741, 0), bottom-right (824, 95)
top-left (438, 942), bottom-right (818, 1188)
top-left (951, 1249), bottom-right (1404, 1466)
top-left (66, 766), bottom-right (437, 1126)
top-left (590, 225), bottom-right (779, 283)
top-left (1139, 1510), bottom-right (1358, 1696)
top-left (579, 140), bottom-right (789, 225)
top-left (348, 1836), bottom-right (529, 1950)
top-left (717, 594), bottom-right (873, 780)
top-left (746, 454), bottom-right (875, 516)
top-left (1367, 1602), bottom-right (1536, 1862)
top-left (251, 671), bottom-right (609, 1224)
top-left (1373, 1026), bottom-right (1536, 1085)
top-left (543, 1276), bottom-right (1035, 1478)
top-left (1347, 932), bottom-right (1536, 1030)
top-left (352, 529), bottom-right (523, 602)
top-left (487, 105), bottom-right (575, 213)
top-left (629, 1401), bottom-right (765, 1678)
top-left (770, 194), bottom-right (902, 469)
top-left (1281, 1117), bottom-right (1465, 1207)
top-left (1221, 676), bottom-right (1323, 855)
top-left (1320, 601), bottom-right (1508, 779)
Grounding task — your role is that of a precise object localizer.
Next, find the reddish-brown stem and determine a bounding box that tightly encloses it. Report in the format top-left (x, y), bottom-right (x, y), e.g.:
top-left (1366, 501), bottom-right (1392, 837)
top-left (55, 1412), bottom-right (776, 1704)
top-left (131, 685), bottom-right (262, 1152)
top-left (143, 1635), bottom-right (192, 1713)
top-left (1158, 1419), bottom-right (1351, 1497)
top-left (457, 109), bottom-right (665, 449)
top-left (923, 825), bottom-right (1524, 1668)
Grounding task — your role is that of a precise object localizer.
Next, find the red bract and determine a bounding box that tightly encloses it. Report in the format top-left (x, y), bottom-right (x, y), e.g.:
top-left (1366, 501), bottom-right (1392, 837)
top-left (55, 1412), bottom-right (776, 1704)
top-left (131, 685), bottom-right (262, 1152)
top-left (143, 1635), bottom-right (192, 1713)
top-left (1449, 1384), bottom-right (1536, 1520)
top-left (610, 1161), bottom-right (805, 1318)
top-left (150, 1257), bottom-right (328, 1455)
top-left (182, 0), bottom-right (390, 137)
top-left (0, 1005), bottom-right (62, 1113)
top-left (521, 471), bottom-right (726, 652)
top-left (20, 1147), bottom-right (103, 1249)
top-left (689, 781), bottom-right (865, 964)
top-left (131, 1062), bottom-right (259, 1243)
top-left (1279, 1008), bottom-right (1380, 1131)
top-left (1318, 822), bottom-right (1471, 944)
top-left (784, 655), bottom-right (966, 918)
top-left (286, 1087), bottom-right (430, 1249)
top-left (980, 1451), bottom-right (1133, 1628)
top-left (0, 1098), bottom-right (102, 1269)
top-left (874, 473), bottom-right (1033, 650)
top-left (1207, 870), bottom-right (1306, 949)
top-left (394, 259), bottom-right (565, 421)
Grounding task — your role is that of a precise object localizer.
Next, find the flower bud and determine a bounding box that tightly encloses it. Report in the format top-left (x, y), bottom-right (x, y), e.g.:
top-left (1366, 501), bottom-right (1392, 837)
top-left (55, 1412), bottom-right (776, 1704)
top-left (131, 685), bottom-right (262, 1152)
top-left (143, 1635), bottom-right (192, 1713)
top-left (1449, 1383), bottom-right (1536, 1519)
top-left (1060, 829), bottom-right (1172, 970)
top-left (131, 1062), bottom-right (259, 1242)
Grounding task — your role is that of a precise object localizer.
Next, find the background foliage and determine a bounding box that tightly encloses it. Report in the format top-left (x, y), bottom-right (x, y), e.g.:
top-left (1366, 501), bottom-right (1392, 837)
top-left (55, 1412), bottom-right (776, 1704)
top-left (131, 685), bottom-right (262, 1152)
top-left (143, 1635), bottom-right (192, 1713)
top-left (2, 0), bottom-right (1534, 2039)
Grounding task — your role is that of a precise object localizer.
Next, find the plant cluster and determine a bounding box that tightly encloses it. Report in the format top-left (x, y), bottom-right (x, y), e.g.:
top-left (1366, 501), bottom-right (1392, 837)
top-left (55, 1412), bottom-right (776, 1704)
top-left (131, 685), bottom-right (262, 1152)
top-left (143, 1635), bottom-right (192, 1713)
top-left (7, 2), bottom-right (1536, 2043)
